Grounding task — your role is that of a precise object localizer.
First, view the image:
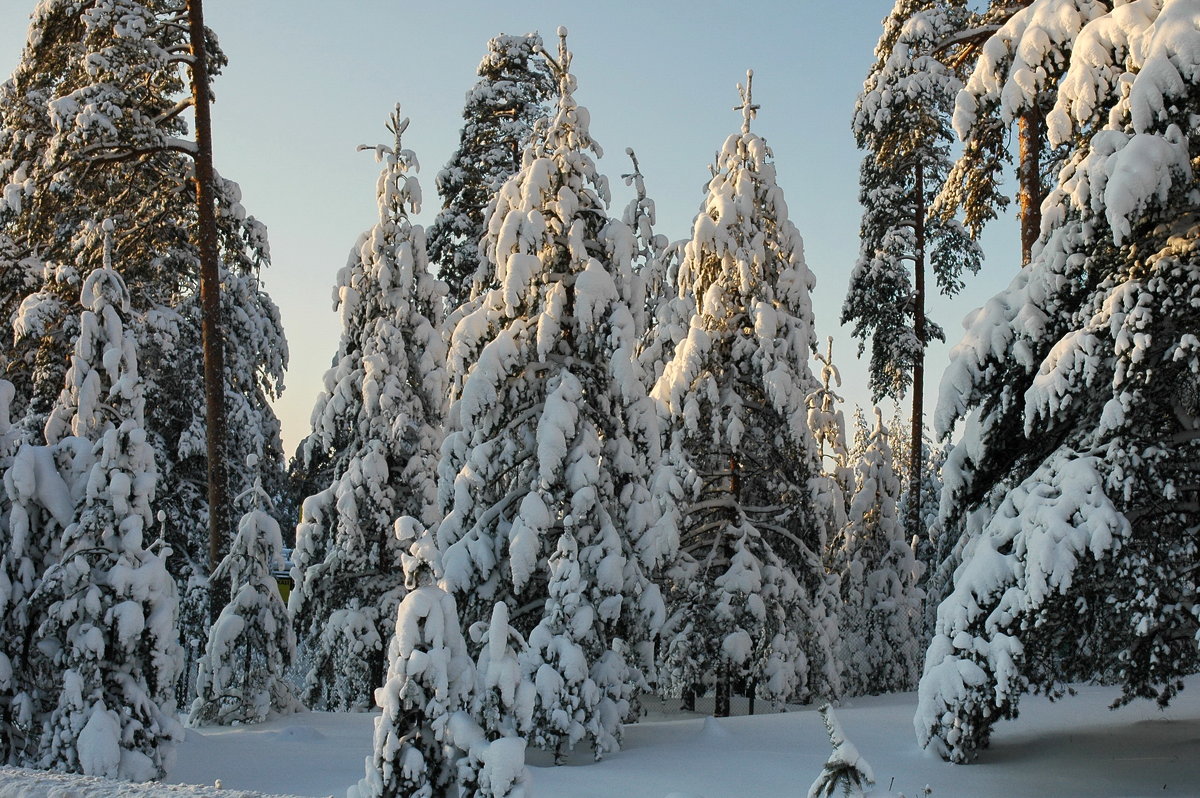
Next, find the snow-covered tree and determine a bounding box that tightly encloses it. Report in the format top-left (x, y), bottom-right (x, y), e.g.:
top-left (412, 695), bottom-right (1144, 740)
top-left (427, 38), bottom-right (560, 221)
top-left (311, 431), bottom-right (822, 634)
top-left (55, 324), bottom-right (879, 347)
top-left (0, 390), bottom-right (95, 768)
top-left (809, 337), bottom-right (854, 532)
top-left (808, 704), bottom-right (874, 798)
top-left (189, 455), bottom-right (301, 727)
top-left (290, 106), bottom-right (446, 711)
top-left (436, 29), bottom-right (665, 758)
top-left (30, 230), bottom-right (182, 780)
top-left (0, 0), bottom-right (288, 655)
top-left (835, 409), bottom-right (922, 696)
top-left (936, 0), bottom-right (1115, 264)
top-left (615, 150), bottom-right (672, 348)
top-left (917, 0), bottom-right (1200, 762)
top-left (653, 73), bottom-right (838, 712)
top-left (427, 33), bottom-right (554, 310)
top-left (349, 517), bottom-right (473, 798)
top-left (848, 0), bottom-right (981, 536)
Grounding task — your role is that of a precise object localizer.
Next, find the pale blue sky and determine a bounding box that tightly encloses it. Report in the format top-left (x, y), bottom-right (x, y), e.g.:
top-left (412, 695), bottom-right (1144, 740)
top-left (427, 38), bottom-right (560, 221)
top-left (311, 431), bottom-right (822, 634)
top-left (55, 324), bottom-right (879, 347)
top-left (1, 1), bottom-right (1017, 455)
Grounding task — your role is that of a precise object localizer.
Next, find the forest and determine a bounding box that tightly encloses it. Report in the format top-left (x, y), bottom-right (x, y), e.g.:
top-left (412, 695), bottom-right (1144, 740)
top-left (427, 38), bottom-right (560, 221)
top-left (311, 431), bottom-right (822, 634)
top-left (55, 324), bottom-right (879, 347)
top-left (0, 1), bottom-right (1198, 796)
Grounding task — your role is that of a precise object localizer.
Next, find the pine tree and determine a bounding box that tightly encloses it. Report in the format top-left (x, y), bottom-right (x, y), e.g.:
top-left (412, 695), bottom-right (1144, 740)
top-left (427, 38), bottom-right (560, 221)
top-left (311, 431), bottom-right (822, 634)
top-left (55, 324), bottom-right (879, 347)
top-left (291, 106), bottom-right (446, 711)
top-left (30, 226), bottom-right (183, 780)
top-left (0, 0), bottom-right (289, 656)
top-left (848, 0), bottom-right (981, 537)
top-left (436, 29), bottom-right (664, 758)
top-left (349, 518), bottom-right (474, 798)
top-left (935, 0), bottom-right (1114, 264)
top-left (917, 0), bottom-right (1200, 762)
top-left (653, 73), bottom-right (838, 712)
top-left (189, 455), bottom-right (301, 727)
top-left (427, 33), bottom-right (554, 310)
top-left (835, 409), bottom-right (922, 696)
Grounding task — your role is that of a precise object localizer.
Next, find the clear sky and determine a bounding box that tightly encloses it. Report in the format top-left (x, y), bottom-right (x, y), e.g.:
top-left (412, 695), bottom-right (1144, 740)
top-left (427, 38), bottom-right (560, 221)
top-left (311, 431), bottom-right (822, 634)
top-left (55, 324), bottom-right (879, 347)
top-left (0, 1), bottom-right (1018, 457)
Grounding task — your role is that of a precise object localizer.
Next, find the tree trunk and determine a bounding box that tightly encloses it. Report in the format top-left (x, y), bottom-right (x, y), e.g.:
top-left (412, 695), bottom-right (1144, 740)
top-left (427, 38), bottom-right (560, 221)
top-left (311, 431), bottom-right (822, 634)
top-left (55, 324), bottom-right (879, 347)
top-left (1017, 108), bottom-right (1044, 267)
top-left (186, 0), bottom-right (228, 574)
top-left (909, 162), bottom-right (926, 540)
top-left (715, 666), bottom-right (731, 718)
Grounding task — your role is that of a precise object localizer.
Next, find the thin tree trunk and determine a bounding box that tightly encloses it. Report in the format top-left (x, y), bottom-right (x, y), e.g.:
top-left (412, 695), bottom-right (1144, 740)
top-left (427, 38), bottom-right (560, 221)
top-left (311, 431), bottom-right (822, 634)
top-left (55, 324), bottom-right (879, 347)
top-left (715, 665), bottom-right (731, 718)
top-left (909, 162), bottom-right (925, 539)
top-left (187, 0), bottom-right (227, 573)
top-left (1017, 107), bottom-right (1044, 267)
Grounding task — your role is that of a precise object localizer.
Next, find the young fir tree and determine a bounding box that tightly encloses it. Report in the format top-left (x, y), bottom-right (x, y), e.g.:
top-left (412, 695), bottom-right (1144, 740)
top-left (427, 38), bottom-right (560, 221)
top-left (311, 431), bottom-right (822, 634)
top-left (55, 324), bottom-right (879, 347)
top-left (290, 107), bottom-right (446, 711)
top-left (436, 29), bottom-right (666, 758)
top-left (807, 704), bottom-right (874, 798)
top-left (189, 455), bottom-right (302, 727)
top-left (0, 0), bottom-right (289, 654)
top-left (427, 33), bottom-right (554, 310)
top-left (917, 0), bottom-right (1200, 762)
top-left (847, 0), bottom-right (981, 537)
top-left (835, 409), bottom-right (922, 696)
top-left (30, 226), bottom-right (183, 780)
top-left (935, 0), bottom-right (1113, 264)
top-left (653, 73), bottom-right (838, 713)
top-left (349, 518), bottom-right (474, 798)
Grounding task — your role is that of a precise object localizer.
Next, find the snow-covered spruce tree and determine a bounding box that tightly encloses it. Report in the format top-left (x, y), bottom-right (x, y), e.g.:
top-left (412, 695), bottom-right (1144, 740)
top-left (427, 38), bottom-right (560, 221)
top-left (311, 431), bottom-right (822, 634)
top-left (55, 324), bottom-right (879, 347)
top-left (189, 455), bottom-right (301, 726)
top-left (615, 150), bottom-right (672, 349)
top-left (653, 73), bottom-right (838, 713)
top-left (427, 33), bottom-right (554, 310)
top-left (0, 0), bottom-right (288, 655)
top-left (349, 517), bottom-right (474, 798)
top-left (30, 228), bottom-right (183, 780)
top-left (437, 29), bottom-right (666, 758)
top-left (936, 0), bottom-right (1115, 264)
top-left (917, 0), bottom-right (1200, 762)
top-left (0, 390), bottom-right (94, 767)
top-left (290, 106), bottom-right (446, 711)
top-left (835, 409), bottom-right (922, 696)
top-left (848, 0), bottom-right (981, 536)
top-left (809, 337), bottom-right (854, 534)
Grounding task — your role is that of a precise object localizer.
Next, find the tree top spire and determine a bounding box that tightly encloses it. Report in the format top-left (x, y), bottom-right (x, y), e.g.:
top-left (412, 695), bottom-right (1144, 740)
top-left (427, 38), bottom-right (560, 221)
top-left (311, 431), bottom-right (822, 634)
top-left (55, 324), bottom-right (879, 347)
top-left (536, 26), bottom-right (574, 97)
top-left (734, 69), bottom-right (760, 134)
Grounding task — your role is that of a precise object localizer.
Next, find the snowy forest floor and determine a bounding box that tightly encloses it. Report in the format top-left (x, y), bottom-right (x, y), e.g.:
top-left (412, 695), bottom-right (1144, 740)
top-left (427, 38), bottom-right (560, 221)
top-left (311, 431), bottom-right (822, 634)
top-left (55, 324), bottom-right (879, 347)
top-left (3, 675), bottom-right (1199, 798)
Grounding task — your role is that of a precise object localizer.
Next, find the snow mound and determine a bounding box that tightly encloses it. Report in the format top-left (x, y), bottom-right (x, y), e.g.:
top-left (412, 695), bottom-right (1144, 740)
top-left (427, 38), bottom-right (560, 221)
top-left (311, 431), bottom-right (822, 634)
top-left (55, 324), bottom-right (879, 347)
top-left (697, 716), bottom-right (731, 741)
top-left (264, 727), bottom-right (326, 743)
top-left (0, 767), bottom-right (319, 798)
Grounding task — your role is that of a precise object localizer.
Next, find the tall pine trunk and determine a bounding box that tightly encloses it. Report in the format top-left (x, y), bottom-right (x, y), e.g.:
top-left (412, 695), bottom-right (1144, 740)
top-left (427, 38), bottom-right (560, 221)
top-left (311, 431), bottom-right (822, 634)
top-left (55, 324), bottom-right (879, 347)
top-left (909, 161), bottom-right (925, 539)
top-left (1017, 107), bottom-right (1044, 267)
top-left (186, 0), bottom-right (228, 574)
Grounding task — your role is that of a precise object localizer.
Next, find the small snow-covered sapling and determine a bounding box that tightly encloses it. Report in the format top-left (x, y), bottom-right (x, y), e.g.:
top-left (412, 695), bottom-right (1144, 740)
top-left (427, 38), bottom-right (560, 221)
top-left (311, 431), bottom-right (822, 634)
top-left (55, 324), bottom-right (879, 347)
top-left (807, 704), bottom-right (874, 798)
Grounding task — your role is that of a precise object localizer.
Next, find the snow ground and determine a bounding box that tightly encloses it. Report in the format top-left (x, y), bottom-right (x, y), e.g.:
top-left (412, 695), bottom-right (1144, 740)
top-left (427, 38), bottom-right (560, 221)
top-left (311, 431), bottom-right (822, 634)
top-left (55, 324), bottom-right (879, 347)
top-left (2, 677), bottom-right (1197, 797)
